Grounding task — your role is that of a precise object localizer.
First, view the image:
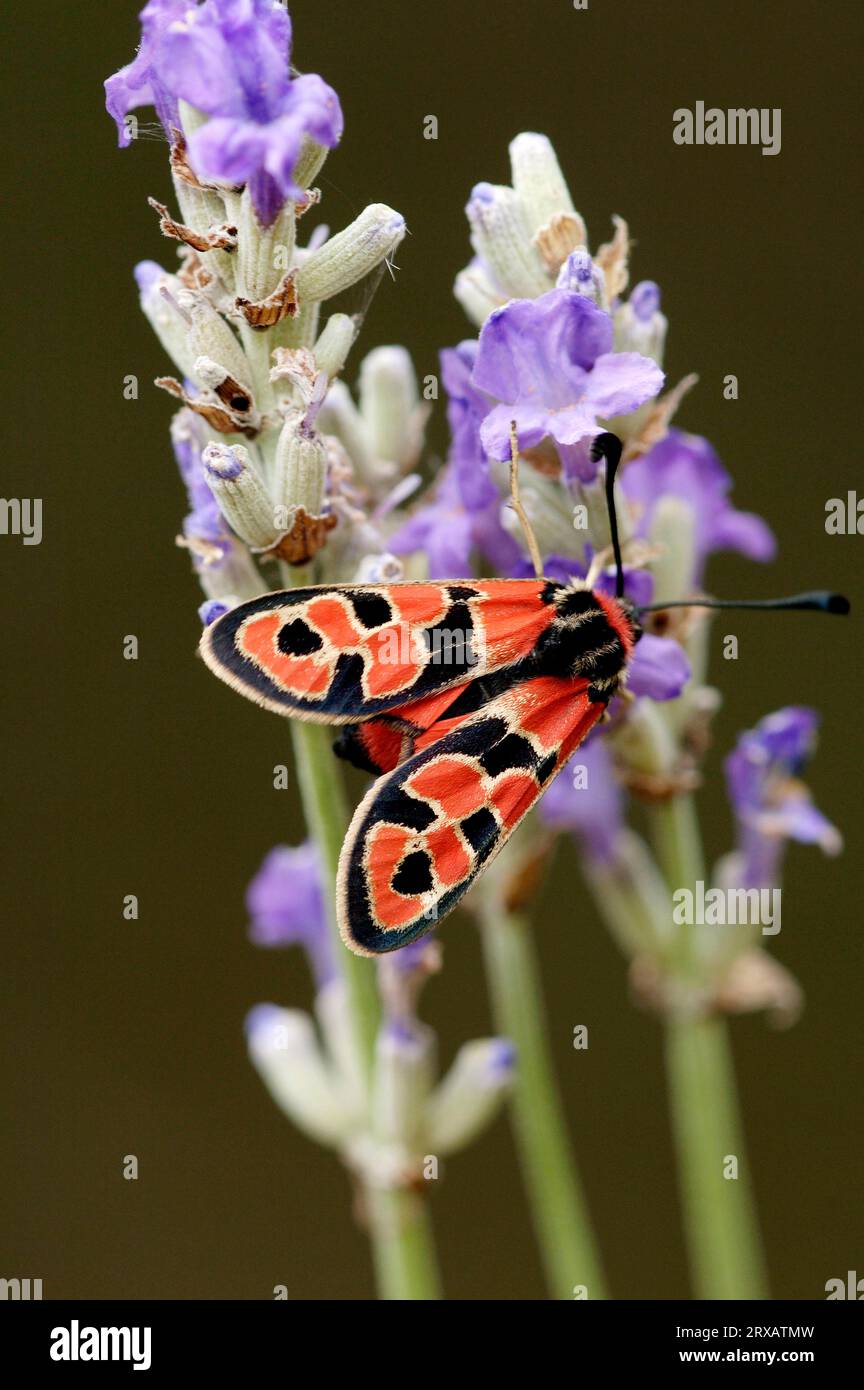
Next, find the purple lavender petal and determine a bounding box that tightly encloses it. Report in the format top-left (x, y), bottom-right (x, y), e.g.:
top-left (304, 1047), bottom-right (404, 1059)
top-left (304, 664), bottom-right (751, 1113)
top-left (472, 290), bottom-right (663, 462)
top-left (584, 351), bottom-right (664, 418)
top-left (389, 470), bottom-right (476, 578)
top-left (593, 565), bottom-right (655, 609)
top-left (473, 291), bottom-right (612, 405)
top-left (479, 401), bottom-right (557, 461)
top-left (104, 0), bottom-right (187, 145)
top-left (157, 0), bottom-right (293, 118)
top-left (628, 633), bottom-right (691, 701)
top-left (708, 507), bottom-right (777, 564)
top-left (183, 499), bottom-right (225, 544)
top-left (440, 341), bottom-right (497, 511)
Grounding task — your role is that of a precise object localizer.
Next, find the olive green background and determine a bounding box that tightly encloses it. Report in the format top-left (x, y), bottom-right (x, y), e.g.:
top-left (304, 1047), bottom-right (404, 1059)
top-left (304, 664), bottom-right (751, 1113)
top-left (1, 0), bottom-right (860, 1300)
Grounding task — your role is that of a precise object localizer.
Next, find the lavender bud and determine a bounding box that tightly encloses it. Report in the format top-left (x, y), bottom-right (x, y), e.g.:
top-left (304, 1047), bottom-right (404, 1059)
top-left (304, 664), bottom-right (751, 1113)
top-left (509, 132), bottom-right (576, 231)
top-left (245, 1005), bottom-right (350, 1147)
top-left (556, 250), bottom-right (606, 305)
top-left (373, 1020), bottom-right (436, 1152)
top-left (198, 597), bottom-right (238, 626)
top-left (615, 280), bottom-right (668, 364)
top-left (453, 257), bottom-right (506, 327)
top-left (134, 262), bottom-right (199, 379)
top-left (203, 442), bottom-right (279, 550)
top-left (313, 313), bottom-right (358, 380)
top-left (466, 183), bottom-right (549, 299)
top-left (294, 204), bottom-right (406, 304)
top-left (274, 420), bottom-right (327, 518)
top-left (178, 288), bottom-right (253, 388)
top-left (236, 186), bottom-right (297, 303)
top-left (358, 347), bottom-right (428, 470)
top-left (425, 1039), bottom-right (515, 1156)
top-left (647, 495), bottom-right (698, 603)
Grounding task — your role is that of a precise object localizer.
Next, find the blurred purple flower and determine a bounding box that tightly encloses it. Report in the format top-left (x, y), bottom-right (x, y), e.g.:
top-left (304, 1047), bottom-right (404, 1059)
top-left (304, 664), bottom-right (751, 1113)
top-left (389, 463), bottom-right (521, 579)
top-left (106, 0), bottom-right (343, 225)
top-left (725, 707), bottom-right (842, 887)
top-left (621, 429), bottom-right (776, 586)
top-left (471, 290), bottom-right (664, 478)
top-left (246, 841), bottom-right (335, 988)
top-left (541, 737), bottom-right (624, 865)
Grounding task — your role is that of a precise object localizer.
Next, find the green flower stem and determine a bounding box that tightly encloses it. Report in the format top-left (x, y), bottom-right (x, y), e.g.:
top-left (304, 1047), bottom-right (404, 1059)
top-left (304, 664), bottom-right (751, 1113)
top-left (649, 792), bottom-right (769, 1299)
top-left (650, 793), bottom-right (705, 977)
top-left (289, 718), bottom-right (379, 1072)
top-left (665, 1010), bottom-right (769, 1300)
top-left (478, 894), bottom-right (608, 1299)
top-left (367, 1188), bottom-right (443, 1301)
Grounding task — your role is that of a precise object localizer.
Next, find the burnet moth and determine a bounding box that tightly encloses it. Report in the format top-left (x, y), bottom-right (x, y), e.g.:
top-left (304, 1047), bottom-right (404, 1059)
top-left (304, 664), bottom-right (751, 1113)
top-left (200, 427), bottom-right (850, 956)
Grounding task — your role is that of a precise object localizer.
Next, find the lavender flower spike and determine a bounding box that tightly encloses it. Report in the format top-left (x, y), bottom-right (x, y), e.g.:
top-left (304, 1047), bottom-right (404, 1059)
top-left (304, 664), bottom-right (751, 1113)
top-left (472, 289), bottom-right (664, 476)
top-left (166, 1), bottom-right (342, 224)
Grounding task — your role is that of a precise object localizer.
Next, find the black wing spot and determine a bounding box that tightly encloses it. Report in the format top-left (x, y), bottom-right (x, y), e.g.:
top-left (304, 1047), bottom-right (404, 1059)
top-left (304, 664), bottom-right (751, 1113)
top-left (450, 716), bottom-right (510, 756)
top-left (480, 733), bottom-right (536, 778)
top-left (277, 619), bottom-right (323, 656)
top-left (349, 592), bottom-right (393, 629)
top-left (460, 806), bottom-right (498, 853)
top-left (419, 602), bottom-right (477, 672)
top-left (392, 850), bottom-right (434, 896)
top-left (447, 585), bottom-right (477, 601)
top-left (383, 789), bottom-right (437, 833)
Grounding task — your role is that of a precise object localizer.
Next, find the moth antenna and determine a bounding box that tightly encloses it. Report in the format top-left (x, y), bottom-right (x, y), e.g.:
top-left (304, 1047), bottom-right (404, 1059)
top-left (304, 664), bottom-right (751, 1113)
top-left (509, 421), bottom-right (544, 580)
top-left (590, 432), bottom-right (625, 598)
top-left (640, 590), bottom-right (850, 616)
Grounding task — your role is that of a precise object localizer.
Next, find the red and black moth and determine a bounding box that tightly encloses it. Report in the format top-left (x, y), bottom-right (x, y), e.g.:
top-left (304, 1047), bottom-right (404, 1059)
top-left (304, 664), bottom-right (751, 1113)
top-left (199, 432), bottom-right (849, 956)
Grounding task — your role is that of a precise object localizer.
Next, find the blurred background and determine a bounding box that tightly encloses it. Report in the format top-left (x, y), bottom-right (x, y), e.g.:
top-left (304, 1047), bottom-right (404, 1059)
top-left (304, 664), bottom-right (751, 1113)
top-left (1, 0), bottom-right (861, 1299)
